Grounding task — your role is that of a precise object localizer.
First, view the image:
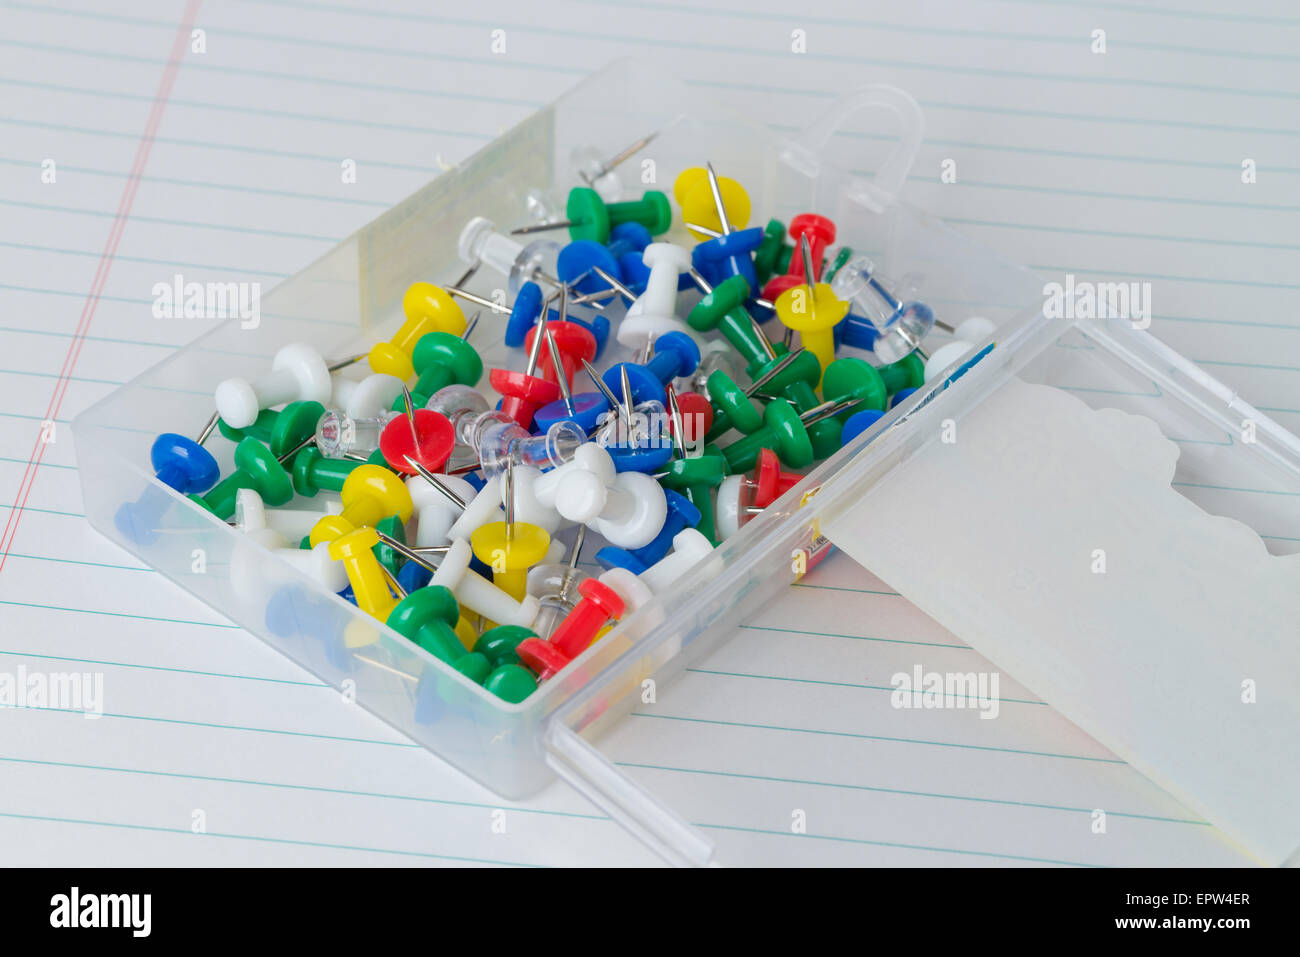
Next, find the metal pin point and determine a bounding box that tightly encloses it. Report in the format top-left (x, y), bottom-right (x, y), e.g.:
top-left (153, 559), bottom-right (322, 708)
top-left (557, 283), bottom-right (569, 326)
top-left (750, 314), bottom-right (779, 362)
top-left (684, 221), bottom-right (722, 239)
top-left (403, 455), bottom-right (469, 510)
top-left (453, 260), bottom-right (481, 289)
top-left (195, 411), bottom-right (220, 446)
top-left (275, 433), bottom-right (316, 465)
top-left (800, 233), bottom-right (817, 293)
top-left (570, 287), bottom-right (620, 307)
top-left (544, 325), bottom-right (576, 417)
top-left (666, 383), bottom-right (686, 460)
top-left (560, 524), bottom-right (586, 595)
top-left (583, 358), bottom-right (629, 430)
top-left (353, 654), bottom-right (417, 682)
top-left (640, 332), bottom-right (654, 365)
top-left (705, 162), bottom-right (732, 236)
top-left (341, 451), bottom-right (369, 463)
top-left (590, 265), bottom-right (637, 302)
top-left (524, 306), bottom-right (548, 379)
top-left (503, 459), bottom-right (515, 545)
top-left (580, 131), bottom-right (659, 186)
top-left (509, 220), bottom-right (575, 236)
top-left (326, 352), bottom-right (368, 373)
top-left (745, 349), bottom-right (803, 396)
top-left (687, 266), bottom-right (713, 296)
top-left (401, 384), bottom-right (419, 446)
top-left (445, 286), bottom-right (505, 313)
top-left (619, 364), bottom-right (637, 443)
top-left (380, 562), bottom-right (408, 599)
top-left (374, 528), bottom-right (440, 574)
top-left (798, 397), bottom-right (860, 427)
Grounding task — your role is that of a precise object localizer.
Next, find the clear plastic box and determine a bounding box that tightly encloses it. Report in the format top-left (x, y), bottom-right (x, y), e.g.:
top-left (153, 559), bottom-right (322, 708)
top-left (74, 60), bottom-right (1300, 866)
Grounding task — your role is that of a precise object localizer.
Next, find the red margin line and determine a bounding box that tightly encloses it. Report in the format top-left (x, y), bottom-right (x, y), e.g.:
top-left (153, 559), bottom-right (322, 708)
top-left (0, 0), bottom-right (204, 573)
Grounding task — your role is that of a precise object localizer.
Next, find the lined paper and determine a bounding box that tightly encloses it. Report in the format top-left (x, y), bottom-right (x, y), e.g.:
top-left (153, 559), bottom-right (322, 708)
top-left (2, 0), bottom-right (1295, 865)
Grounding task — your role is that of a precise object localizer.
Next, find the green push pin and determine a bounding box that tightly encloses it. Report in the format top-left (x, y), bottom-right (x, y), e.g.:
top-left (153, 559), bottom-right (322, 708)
top-left (564, 187), bottom-right (672, 244)
top-left (659, 453), bottom-right (727, 544)
top-left (484, 663), bottom-right (537, 703)
top-left (705, 368), bottom-right (764, 436)
top-left (752, 219), bottom-right (787, 287)
top-left (742, 348), bottom-right (841, 460)
top-left (373, 514), bottom-right (406, 577)
top-left (878, 351), bottom-right (926, 397)
top-left (820, 356), bottom-right (889, 420)
top-left (473, 624), bottom-right (534, 669)
top-left (215, 399), bottom-right (323, 457)
top-left (688, 275), bottom-right (774, 369)
top-left (823, 246), bottom-right (856, 284)
top-left (396, 331), bottom-right (483, 411)
top-left (291, 445), bottom-right (364, 498)
top-left (387, 585), bottom-right (491, 683)
top-left (720, 398), bottom-right (814, 474)
top-left (188, 437), bottom-right (293, 520)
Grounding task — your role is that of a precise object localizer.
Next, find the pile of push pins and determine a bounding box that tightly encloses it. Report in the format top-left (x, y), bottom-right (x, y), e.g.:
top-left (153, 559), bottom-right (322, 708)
top-left (119, 139), bottom-right (996, 706)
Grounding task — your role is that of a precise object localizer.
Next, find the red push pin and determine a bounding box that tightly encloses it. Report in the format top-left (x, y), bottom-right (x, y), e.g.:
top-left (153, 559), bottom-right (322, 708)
top-left (752, 446), bottom-right (802, 508)
top-left (378, 387), bottom-right (455, 476)
top-left (490, 299), bottom-right (561, 429)
top-left (761, 213), bottom-right (836, 301)
top-left (524, 319), bottom-right (596, 391)
top-left (516, 577), bottom-right (624, 681)
top-left (668, 390), bottom-right (714, 450)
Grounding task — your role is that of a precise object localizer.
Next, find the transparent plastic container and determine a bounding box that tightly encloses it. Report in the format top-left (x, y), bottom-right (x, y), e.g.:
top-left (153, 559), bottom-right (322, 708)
top-left (74, 60), bottom-right (1300, 866)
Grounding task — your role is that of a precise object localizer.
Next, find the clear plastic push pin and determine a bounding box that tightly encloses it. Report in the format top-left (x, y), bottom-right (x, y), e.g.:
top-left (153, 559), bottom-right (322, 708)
top-left (457, 216), bottom-right (561, 292)
top-left (829, 255), bottom-right (947, 363)
top-left (462, 410), bottom-right (587, 481)
top-left (314, 409), bottom-right (399, 459)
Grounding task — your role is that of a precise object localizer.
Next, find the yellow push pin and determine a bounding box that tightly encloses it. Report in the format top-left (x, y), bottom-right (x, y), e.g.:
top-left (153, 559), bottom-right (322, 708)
top-left (309, 464), bottom-right (413, 547)
top-left (469, 462), bottom-right (550, 602)
top-left (773, 233), bottom-right (849, 387)
top-left (674, 165), bottom-right (752, 242)
top-left (369, 282), bottom-right (468, 381)
top-left (330, 526), bottom-right (401, 621)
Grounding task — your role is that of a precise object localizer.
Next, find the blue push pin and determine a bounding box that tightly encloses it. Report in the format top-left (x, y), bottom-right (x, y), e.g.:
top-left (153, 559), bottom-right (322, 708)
top-left (601, 331), bottom-right (701, 409)
top-left (505, 281), bottom-right (545, 348)
top-left (265, 584), bottom-right (352, 672)
top-left (557, 239), bottom-right (622, 297)
top-left (890, 387), bottom-right (918, 409)
top-left (595, 488), bottom-right (699, 571)
top-left (692, 225), bottom-right (763, 296)
top-left (839, 313), bottom-right (881, 351)
top-left (114, 415), bottom-right (223, 544)
top-left (840, 408), bottom-right (886, 444)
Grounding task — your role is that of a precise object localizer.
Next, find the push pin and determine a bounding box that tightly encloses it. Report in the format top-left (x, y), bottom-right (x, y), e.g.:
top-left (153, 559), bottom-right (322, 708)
top-left (330, 373), bottom-right (406, 420)
top-left (369, 283), bottom-right (467, 382)
top-left (400, 329), bottom-right (483, 409)
top-left (215, 343), bottom-right (332, 430)
top-left (458, 216), bottom-right (562, 292)
top-left (829, 256), bottom-right (945, 363)
top-left (719, 397), bottom-right (820, 474)
top-left (489, 309), bottom-right (561, 429)
top-left (524, 307), bottom-right (598, 393)
top-left (761, 213), bottom-right (834, 302)
top-left (675, 165), bottom-right (752, 242)
top-left (515, 577), bottom-right (625, 681)
top-left (329, 526), bottom-right (402, 621)
top-left (772, 233), bottom-right (849, 383)
top-left (188, 437), bottom-right (294, 521)
top-left (386, 586), bottom-right (491, 683)
top-left (314, 408), bottom-right (399, 459)
top-left (553, 455), bottom-right (667, 549)
top-left (513, 187), bottom-right (672, 245)
top-left (308, 463), bottom-right (414, 547)
top-left (405, 468), bottom-right (475, 549)
top-left (689, 162), bottom-right (763, 294)
top-left (687, 275), bottom-right (779, 371)
top-left (114, 414), bottom-right (225, 543)
top-left (468, 462), bottom-right (552, 603)
top-left (616, 243), bottom-right (695, 349)
top-left (290, 445), bottom-right (369, 498)
top-left (578, 131), bottom-right (659, 189)
top-left (601, 331), bottom-right (700, 409)
top-left (431, 538), bottom-right (541, 629)
top-left (377, 387), bottom-right (455, 476)
top-left (920, 316), bottom-right (998, 382)
top-left (716, 448), bottom-right (804, 539)
top-left (525, 527), bottom-right (591, 640)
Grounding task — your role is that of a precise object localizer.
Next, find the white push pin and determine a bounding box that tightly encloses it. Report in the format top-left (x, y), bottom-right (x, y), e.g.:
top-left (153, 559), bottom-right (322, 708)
top-left (330, 372), bottom-right (404, 420)
top-left (532, 443), bottom-right (615, 509)
top-left (234, 502), bottom-right (349, 592)
top-left (406, 471), bottom-right (476, 548)
top-left (431, 538), bottom-right (540, 629)
top-left (554, 468), bottom-right (666, 550)
top-left (446, 475), bottom-right (504, 542)
top-left (922, 316), bottom-right (997, 382)
top-left (233, 488), bottom-right (342, 541)
top-left (458, 216), bottom-right (561, 293)
top-left (597, 529), bottom-right (719, 616)
top-left (215, 343), bottom-right (332, 429)
top-left (617, 243), bottom-right (694, 348)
